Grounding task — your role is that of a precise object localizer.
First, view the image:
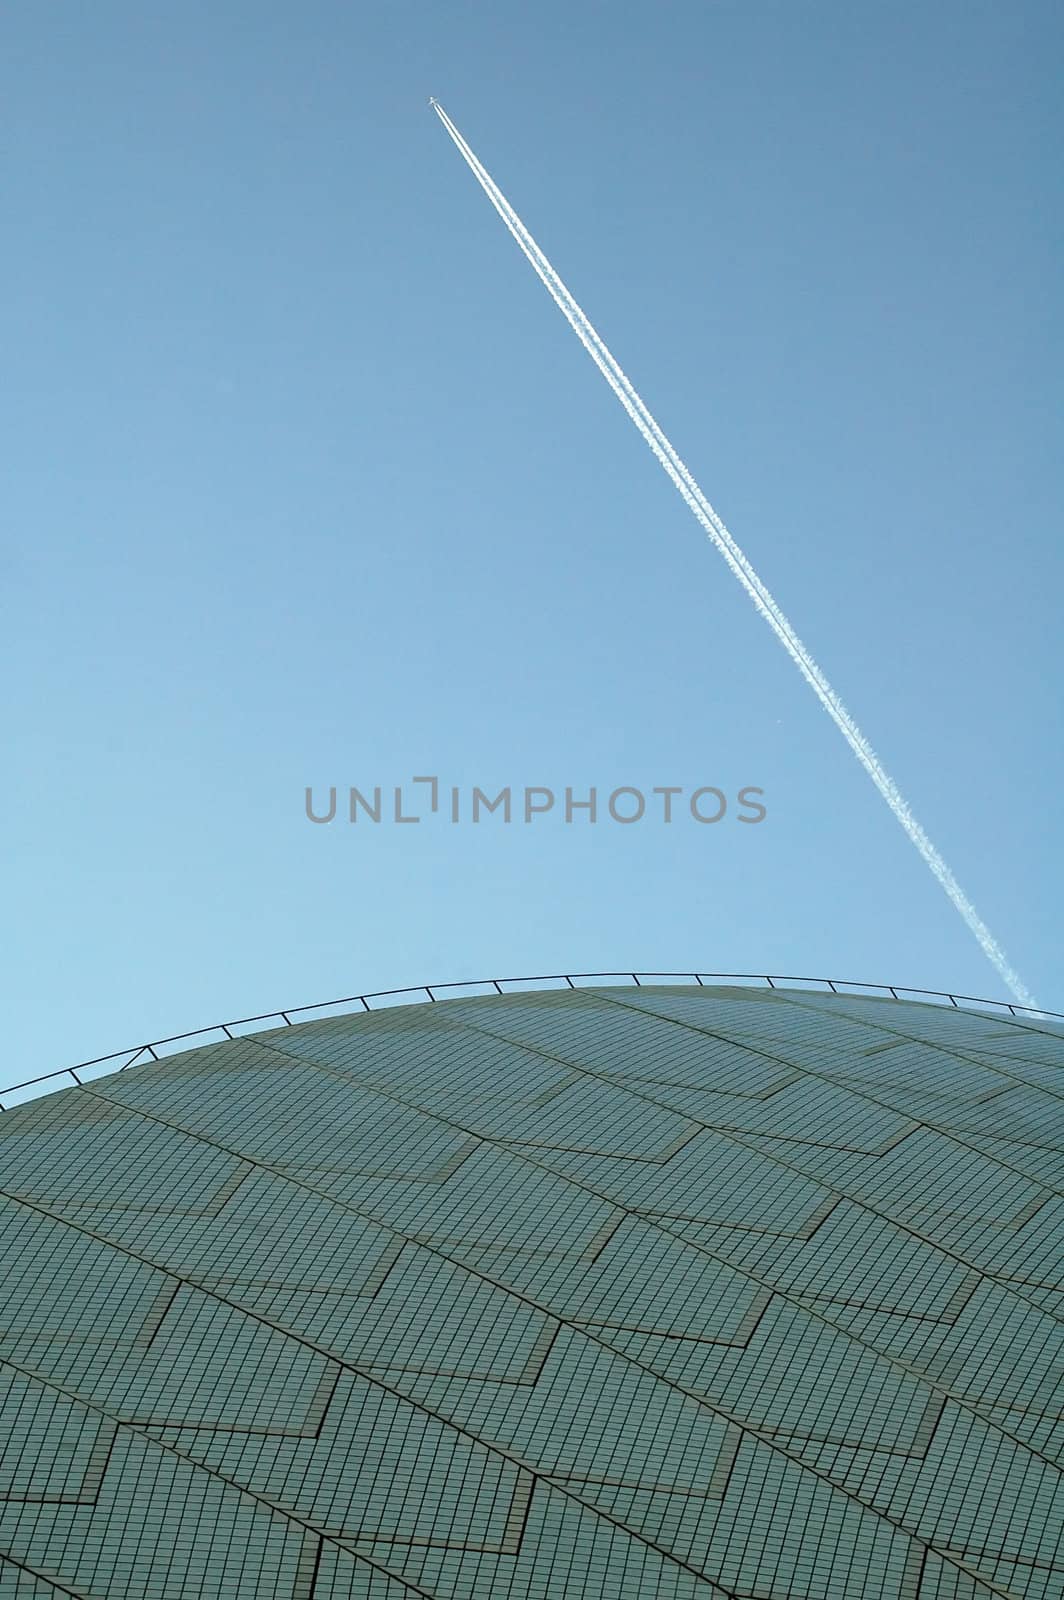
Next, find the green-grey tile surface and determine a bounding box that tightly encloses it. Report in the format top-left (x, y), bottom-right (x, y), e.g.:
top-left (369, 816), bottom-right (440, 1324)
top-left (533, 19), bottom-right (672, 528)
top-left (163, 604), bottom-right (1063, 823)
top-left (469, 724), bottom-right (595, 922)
top-left (0, 986), bottom-right (1061, 1597)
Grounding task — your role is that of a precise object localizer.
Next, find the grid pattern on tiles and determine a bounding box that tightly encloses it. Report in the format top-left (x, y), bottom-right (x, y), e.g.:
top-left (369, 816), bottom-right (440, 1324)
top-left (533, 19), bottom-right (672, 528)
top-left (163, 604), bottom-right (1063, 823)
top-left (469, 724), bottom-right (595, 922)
top-left (0, 984), bottom-right (1061, 1598)
top-left (3, 971), bottom-right (1061, 1112)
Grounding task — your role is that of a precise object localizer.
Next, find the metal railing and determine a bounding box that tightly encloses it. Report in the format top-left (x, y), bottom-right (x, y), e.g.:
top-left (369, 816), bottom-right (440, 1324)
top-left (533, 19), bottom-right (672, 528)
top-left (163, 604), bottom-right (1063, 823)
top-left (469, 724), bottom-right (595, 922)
top-left (2, 971), bottom-right (1060, 1111)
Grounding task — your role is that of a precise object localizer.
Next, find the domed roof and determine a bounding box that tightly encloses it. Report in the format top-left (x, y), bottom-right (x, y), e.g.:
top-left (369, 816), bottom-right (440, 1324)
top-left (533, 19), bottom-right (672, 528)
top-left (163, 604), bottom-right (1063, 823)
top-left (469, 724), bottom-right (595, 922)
top-left (0, 983), bottom-right (1060, 1598)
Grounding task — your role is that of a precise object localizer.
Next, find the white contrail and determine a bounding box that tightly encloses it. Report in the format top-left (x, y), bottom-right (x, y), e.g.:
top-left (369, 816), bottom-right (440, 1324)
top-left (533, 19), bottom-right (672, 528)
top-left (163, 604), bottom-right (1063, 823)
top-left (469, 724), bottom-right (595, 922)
top-left (431, 100), bottom-right (1036, 1011)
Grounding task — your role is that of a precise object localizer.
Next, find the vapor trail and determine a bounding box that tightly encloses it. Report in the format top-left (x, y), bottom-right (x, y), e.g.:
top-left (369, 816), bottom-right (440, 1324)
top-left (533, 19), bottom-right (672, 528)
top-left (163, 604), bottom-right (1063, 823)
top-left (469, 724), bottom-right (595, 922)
top-left (431, 100), bottom-right (1036, 1010)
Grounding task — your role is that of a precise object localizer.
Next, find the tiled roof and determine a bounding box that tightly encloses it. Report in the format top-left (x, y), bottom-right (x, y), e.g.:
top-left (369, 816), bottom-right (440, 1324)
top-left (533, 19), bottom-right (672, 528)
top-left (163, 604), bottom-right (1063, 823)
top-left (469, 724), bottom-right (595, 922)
top-left (0, 985), bottom-right (1061, 1598)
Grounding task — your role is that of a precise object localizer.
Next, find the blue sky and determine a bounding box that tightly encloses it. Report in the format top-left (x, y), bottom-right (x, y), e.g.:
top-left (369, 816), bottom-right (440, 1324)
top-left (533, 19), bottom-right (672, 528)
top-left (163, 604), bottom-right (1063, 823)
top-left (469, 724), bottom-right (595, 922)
top-left (3, 0), bottom-right (1061, 1087)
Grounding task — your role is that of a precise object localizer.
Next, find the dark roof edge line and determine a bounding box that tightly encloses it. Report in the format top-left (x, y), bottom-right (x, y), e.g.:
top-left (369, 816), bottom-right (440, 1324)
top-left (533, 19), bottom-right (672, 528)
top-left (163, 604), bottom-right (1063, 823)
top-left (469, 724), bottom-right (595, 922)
top-left (3, 971), bottom-right (1060, 1111)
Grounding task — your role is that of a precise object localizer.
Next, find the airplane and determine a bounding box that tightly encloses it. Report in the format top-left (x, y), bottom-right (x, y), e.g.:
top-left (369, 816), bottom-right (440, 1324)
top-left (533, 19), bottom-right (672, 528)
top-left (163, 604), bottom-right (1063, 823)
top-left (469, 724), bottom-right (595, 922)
top-left (429, 96), bottom-right (438, 108)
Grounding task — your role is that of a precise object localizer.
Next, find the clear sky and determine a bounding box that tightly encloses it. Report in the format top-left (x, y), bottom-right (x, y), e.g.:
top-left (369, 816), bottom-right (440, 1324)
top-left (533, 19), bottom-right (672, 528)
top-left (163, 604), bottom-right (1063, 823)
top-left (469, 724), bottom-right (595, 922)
top-left (3, 1), bottom-right (1061, 1088)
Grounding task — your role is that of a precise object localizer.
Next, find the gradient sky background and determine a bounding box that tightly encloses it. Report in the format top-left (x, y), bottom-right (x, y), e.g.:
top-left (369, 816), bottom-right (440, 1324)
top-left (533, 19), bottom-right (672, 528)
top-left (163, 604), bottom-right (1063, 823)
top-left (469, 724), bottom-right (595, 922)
top-left (3, 1), bottom-right (1061, 1091)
